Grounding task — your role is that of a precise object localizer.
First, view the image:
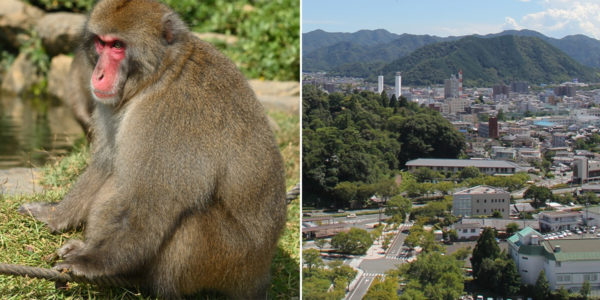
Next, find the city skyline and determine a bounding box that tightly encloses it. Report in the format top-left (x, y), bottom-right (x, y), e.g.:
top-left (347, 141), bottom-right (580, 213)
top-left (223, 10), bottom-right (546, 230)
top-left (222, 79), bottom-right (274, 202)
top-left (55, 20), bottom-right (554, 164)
top-left (303, 0), bottom-right (600, 40)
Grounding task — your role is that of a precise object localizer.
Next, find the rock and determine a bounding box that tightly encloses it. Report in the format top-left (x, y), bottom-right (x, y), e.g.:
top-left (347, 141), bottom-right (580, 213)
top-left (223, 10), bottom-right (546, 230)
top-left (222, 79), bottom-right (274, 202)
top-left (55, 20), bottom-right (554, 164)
top-left (193, 32), bottom-right (238, 45)
top-left (47, 54), bottom-right (73, 101)
top-left (0, 0), bottom-right (44, 49)
top-left (249, 80), bottom-right (299, 97)
top-left (1, 52), bottom-right (41, 95)
top-left (249, 80), bottom-right (299, 113)
top-left (35, 13), bottom-right (86, 56)
top-left (0, 167), bottom-right (44, 196)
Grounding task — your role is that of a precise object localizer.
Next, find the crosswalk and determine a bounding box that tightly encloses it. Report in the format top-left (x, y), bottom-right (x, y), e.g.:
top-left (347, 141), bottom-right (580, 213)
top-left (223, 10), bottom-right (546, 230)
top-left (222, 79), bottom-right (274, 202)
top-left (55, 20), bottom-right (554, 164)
top-left (363, 273), bottom-right (385, 277)
top-left (384, 256), bottom-right (411, 261)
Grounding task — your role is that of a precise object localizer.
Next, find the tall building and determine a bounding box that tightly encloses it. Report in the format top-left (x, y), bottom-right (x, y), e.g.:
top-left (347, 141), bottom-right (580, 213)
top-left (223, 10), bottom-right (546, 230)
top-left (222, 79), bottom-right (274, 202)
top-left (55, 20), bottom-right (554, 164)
top-left (377, 75), bottom-right (384, 94)
top-left (444, 74), bottom-right (459, 99)
top-left (488, 116), bottom-right (499, 139)
top-left (493, 84), bottom-right (510, 99)
top-left (554, 85), bottom-right (576, 97)
top-left (511, 81), bottom-right (529, 94)
top-left (394, 72), bottom-right (401, 98)
top-left (458, 69), bottom-right (463, 98)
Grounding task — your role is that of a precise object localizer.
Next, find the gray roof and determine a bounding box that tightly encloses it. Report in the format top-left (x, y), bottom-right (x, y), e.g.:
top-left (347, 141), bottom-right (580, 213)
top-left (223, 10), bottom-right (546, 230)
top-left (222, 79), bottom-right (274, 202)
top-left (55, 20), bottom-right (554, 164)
top-left (406, 158), bottom-right (519, 169)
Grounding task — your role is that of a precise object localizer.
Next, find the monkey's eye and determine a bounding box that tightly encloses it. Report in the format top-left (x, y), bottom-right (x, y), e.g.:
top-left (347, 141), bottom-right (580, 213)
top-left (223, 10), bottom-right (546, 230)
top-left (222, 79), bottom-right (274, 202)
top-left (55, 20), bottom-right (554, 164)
top-left (113, 41), bottom-right (124, 49)
top-left (96, 37), bottom-right (106, 46)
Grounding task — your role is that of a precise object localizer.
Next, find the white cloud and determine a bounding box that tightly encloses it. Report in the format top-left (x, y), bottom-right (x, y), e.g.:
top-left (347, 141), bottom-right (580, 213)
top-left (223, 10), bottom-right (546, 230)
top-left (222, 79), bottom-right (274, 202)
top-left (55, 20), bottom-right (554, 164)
top-left (515, 1), bottom-right (600, 38)
top-left (503, 17), bottom-right (523, 30)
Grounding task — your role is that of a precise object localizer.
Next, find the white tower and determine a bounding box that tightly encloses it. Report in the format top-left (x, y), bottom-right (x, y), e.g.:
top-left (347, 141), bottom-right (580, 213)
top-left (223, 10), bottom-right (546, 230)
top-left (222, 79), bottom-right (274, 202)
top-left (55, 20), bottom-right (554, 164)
top-left (395, 72), bottom-right (402, 98)
top-left (377, 75), bottom-right (384, 94)
top-left (458, 69), bottom-right (463, 98)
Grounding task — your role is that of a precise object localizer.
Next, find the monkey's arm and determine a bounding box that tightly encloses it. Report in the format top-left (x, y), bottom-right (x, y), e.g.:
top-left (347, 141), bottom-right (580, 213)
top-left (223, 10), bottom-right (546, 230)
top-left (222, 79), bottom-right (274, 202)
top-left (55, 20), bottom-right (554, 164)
top-left (54, 179), bottom-right (204, 278)
top-left (18, 162), bottom-right (111, 232)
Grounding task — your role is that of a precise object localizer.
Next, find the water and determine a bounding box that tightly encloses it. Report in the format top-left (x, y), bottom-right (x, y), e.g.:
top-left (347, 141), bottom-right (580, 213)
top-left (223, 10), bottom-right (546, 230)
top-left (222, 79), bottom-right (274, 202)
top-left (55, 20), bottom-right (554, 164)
top-left (0, 93), bottom-right (84, 169)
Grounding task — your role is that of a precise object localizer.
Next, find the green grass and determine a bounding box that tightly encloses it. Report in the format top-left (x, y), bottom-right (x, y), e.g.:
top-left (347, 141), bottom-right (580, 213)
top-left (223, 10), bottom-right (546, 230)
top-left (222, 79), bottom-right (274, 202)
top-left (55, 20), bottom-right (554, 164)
top-left (0, 109), bottom-right (300, 299)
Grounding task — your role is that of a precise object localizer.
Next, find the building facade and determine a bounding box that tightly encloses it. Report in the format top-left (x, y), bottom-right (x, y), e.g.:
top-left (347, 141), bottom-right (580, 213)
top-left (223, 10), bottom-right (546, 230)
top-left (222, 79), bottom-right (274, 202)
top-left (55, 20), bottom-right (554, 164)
top-left (452, 185), bottom-right (510, 218)
top-left (405, 158), bottom-right (519, 176)
top-left (509, 227), bottom-right (600, 292)
top-left (538, 211), bottom-right (581, 232)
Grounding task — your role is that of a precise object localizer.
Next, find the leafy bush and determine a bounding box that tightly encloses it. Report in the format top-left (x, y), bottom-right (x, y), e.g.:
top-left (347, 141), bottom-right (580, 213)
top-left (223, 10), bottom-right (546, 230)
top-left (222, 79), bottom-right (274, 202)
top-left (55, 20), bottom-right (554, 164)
top-left (26, 0), bottom-right (93, 12)
top-left (26, 0), bottom-right (299, 81)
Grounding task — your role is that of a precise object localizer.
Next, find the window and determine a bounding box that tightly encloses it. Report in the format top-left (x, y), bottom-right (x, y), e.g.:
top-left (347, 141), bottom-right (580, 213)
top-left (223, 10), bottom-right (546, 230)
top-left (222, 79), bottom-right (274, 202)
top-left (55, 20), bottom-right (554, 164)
top-left (471, 229), bottom-right (476, 233)
top-left (522, 256), bottom-right (528, 260)
top-left (584, 274), bottom-right (598, 282)
top-left (557, 274), bottom-right (571, 282)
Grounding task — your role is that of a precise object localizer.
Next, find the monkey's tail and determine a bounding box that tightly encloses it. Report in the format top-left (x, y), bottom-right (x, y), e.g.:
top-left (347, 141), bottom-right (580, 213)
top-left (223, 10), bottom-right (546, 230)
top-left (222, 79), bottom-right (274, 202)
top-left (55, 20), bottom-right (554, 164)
top-left (0, 263), bottom-right (132, 287)
top-left (286, 183), bottom-right (300, 204)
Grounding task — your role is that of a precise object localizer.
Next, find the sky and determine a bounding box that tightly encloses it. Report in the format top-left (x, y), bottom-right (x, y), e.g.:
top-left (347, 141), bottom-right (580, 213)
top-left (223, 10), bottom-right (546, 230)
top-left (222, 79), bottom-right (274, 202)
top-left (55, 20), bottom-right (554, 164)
top-left (302, 0), bottom-right (600, 39)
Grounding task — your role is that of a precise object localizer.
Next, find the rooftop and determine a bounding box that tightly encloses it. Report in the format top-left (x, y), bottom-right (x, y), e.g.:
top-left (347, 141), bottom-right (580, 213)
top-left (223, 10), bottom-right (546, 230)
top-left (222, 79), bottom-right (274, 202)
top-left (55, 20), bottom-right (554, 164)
top-left (406, 158), bottom-right (519, 169)
top-left (455, 185), bottom-right (508, 195)
top-left (543, 239), bottom-right (600, 262)
top-left (539, 211), bottom-right (581, 217)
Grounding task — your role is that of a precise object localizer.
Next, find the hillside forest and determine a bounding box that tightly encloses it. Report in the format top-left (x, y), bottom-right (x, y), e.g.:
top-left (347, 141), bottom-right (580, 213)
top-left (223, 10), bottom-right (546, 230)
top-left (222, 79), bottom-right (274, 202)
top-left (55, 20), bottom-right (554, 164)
top-left (302, 85), bottom-right (466, 208)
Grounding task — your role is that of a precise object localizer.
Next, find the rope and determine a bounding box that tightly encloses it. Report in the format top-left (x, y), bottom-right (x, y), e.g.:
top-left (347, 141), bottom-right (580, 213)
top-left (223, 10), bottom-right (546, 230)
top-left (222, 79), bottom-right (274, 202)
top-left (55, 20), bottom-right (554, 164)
top-left (0, 183), bottom-right (301, 287)
top-left (0, 263), bottom-right (131, 286)
top-left (286, 183), bottom-right (300, 204)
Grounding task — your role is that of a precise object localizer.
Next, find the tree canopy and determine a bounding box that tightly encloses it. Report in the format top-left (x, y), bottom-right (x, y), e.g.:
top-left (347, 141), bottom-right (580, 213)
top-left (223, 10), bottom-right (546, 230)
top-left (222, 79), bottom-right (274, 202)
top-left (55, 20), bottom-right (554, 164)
top-left (330, 228), bottom-right (374, 255)
top-left (303, 85), bottom-right (465, 208)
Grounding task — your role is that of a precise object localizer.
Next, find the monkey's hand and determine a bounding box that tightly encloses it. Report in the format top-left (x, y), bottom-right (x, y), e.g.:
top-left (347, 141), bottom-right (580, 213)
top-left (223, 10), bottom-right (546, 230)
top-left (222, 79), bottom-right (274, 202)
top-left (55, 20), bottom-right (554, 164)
top-left (18, 202), bottom-right (71, 233)
top-left (54, 239), bottom-right (104, 278)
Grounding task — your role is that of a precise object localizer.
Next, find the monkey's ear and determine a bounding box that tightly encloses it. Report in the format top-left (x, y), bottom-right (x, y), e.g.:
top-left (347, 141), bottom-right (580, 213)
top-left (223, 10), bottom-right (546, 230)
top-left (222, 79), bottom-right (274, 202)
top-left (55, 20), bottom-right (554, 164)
top-left (162, 12), bottom-right (187, 45)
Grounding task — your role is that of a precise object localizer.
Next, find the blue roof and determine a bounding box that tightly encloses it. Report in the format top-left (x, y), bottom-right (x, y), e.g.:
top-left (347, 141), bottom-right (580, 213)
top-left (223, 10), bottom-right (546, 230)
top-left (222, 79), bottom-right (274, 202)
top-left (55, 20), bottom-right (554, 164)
top-left (534, 121), bottom-right (555, 127)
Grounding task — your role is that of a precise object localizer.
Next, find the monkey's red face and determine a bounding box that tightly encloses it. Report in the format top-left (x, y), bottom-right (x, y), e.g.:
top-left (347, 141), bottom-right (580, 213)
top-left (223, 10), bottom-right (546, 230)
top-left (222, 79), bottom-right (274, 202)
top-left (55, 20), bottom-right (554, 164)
top-left (91, 35), bottom-right (127, 104)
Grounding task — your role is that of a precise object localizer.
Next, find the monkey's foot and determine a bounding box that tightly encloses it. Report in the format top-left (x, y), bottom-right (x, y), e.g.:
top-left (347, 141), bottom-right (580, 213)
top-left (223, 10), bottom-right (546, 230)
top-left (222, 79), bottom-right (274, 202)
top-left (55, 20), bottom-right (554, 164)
top-left (57, 239), bottom-right (85, 259)
top-left (18, 202), bottom-right (68, 232)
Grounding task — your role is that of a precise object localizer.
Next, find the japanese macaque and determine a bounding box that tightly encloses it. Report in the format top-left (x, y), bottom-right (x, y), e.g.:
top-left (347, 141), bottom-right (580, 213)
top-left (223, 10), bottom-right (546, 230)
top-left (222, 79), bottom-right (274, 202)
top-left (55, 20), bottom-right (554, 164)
top-left (19, 0), bottom-right (287, 298)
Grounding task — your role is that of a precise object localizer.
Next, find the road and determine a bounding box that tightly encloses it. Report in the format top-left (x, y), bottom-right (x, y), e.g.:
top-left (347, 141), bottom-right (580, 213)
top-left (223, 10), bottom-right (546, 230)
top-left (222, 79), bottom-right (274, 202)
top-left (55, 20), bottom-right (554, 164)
top-left (347, 273), bottom-right (381, 300)
top-left (345, 223), bottom-right (412, 299)
top-left (386, 223), bottom-right (411, 259)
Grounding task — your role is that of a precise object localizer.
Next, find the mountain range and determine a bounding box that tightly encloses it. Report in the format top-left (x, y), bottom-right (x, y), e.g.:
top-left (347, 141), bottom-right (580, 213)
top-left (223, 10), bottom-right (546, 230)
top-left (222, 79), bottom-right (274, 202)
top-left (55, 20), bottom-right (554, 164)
top-left (303, 29), bottom-right (600, 85)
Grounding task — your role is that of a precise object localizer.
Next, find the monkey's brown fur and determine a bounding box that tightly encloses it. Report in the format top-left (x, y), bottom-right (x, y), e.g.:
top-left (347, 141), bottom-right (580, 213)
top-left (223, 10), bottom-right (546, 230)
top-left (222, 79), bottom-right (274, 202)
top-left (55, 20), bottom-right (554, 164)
top-left (65, 49), bottom-right (94, 139)
top-left (19, 0), bottom-right (287, 298)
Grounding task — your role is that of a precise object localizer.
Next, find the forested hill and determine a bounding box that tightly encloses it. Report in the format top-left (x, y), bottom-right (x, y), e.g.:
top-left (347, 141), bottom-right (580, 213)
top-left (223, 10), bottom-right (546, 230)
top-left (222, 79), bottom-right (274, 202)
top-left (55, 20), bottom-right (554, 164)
top-left (303, 33), bottom-right (455, 72)
top-left (337, 35), bottom-right (600, 86)
top-left (302, 85), bottom-right (465, 208)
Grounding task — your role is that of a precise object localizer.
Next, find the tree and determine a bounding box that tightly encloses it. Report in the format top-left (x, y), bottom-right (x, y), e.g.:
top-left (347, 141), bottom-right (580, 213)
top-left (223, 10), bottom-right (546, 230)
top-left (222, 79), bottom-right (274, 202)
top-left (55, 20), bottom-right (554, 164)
top-left (534, 270), bottom-right (550, 300)
top-left (524, 185), bottom-right (552, 208)
top-left (314, 238), bottom-right (327, 251)
top-left (389, 94), bottom-right (398, 108)
top-left (382, 233), bottom-right (394, 251)
top-left (385, 195), bottom-right (412, 224)
top-left (303, 248), bottom-right (323, 270)
top-left (491, 210), bottom-right (503, 218)
top-left (581, 279), bottom-right (591, 300)
top-left (399, 252), bottom-right (464, 300)
top-left (380, 91), bottom-right (389, 107)
top-left (364, 276), bottom-right (399, 300)
top-left (413, 167), bottom-right (442, 183)
top-left (471, 227), bottom-right (500, 277)
top-left (506, 222), bottom-right (520, 236)
top-left (497, 109), bottom-right (506, 121)
top-left (398, 95), bottom-right (408, 108)
top-left (330, 228), bottom-right (373, 255)
top-left (499, 258), bottom-right (521, 296)
top-left (556, 286), bottom-right (570, 300)
top-left (458, 166), bottom-right (481, 180)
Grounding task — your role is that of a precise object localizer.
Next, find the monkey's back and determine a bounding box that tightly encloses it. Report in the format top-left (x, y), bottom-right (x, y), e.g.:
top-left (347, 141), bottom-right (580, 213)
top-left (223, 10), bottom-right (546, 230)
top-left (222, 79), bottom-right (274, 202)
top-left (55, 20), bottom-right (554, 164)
top-left (112, 34), bottom-right (287, 297)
